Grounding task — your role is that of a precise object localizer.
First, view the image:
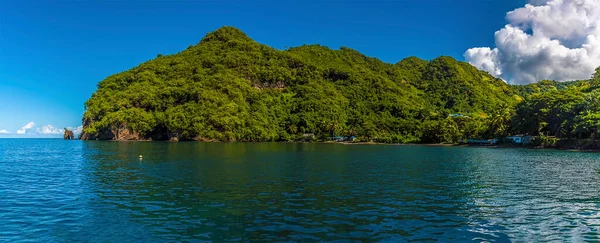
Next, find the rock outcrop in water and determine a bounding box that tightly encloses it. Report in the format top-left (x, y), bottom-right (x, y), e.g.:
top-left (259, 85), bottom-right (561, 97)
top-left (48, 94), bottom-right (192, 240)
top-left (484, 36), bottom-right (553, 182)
top-left (63, 129), bottom-right (74, 140)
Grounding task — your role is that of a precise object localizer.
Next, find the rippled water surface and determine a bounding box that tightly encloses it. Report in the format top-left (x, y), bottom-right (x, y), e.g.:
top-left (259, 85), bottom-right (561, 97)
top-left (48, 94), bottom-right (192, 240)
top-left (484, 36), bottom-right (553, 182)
top-left (2, 140), bottom-right (600, 242)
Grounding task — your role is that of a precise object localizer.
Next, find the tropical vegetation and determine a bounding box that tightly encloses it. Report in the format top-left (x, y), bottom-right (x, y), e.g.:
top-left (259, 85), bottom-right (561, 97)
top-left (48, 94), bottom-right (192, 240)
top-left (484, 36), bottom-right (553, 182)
top-left (81, 27), bottom-right (600, 146)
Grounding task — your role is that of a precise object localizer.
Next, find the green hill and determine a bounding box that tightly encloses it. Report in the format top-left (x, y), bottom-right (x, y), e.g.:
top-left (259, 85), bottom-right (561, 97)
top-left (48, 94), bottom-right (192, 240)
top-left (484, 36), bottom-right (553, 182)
top-left (81, 26), bottom-right (520, 143)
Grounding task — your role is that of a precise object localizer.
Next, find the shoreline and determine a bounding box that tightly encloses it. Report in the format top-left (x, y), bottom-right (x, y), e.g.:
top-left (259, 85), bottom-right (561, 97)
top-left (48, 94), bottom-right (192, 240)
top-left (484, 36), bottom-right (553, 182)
top-left (80, 138), bottom-right (600, 153)
top-left (92, 139), bottom-right (464, 147)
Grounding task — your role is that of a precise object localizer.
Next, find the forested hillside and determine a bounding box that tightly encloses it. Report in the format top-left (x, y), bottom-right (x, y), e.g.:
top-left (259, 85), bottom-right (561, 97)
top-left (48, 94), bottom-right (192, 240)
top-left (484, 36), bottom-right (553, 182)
top-left (511, 77), bottom-right (600, 140)
top-left (83, 27), bottom-right (597, 143)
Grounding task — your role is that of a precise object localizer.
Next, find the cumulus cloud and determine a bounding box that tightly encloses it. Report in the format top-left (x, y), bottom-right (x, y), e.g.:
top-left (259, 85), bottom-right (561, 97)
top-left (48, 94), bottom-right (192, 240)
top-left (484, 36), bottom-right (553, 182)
top-left (465, 0), bottom-right (600, 84)
top-left (36, 125), bottom-right (64, 135)
top-left (16, 122), bottom-right (35, 134)
top-left (10, 122), bottom-right (81, 136)
top-left (73, 125), bottom-right (83, 135)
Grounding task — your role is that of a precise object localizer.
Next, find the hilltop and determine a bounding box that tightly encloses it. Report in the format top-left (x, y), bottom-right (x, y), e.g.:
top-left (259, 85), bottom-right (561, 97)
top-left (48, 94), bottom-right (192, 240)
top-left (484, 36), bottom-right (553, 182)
top-left (81, 27), bottom-right (525, 143)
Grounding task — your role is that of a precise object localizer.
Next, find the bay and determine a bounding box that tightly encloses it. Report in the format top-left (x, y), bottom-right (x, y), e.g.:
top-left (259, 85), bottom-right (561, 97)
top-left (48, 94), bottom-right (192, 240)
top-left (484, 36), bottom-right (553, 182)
top-left (1, 139), bottom-right (600, 242)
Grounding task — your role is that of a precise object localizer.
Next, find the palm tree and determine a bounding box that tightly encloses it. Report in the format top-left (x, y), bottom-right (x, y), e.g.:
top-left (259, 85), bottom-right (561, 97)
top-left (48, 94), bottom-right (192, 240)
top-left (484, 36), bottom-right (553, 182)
top-left (489, 103), bottom-right (513, 137)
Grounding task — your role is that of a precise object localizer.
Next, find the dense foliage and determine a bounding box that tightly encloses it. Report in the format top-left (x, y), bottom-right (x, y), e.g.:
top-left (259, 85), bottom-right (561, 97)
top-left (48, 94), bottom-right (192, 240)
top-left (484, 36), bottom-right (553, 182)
top-left (83, 27), bottom-right (598, 144)
top-left (511, 76), bottom-right (600, 140)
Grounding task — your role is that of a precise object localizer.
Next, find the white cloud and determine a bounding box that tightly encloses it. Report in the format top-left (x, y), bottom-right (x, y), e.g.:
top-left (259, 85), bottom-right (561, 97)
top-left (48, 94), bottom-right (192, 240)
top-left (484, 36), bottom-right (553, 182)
top-left (36, 125), bottom-right (64, 135)
top-left (465, 0), bottom-right (600, 84)
top-left (73, 125), bottom-right (83, 135)
top-left (16, 122), bottom-right (35, 134)
top-left (9, 122), bottom-right (81, 137)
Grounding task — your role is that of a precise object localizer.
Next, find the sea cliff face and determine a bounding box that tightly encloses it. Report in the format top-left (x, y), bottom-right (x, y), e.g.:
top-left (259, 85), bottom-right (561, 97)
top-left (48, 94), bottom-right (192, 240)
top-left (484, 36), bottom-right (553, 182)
top-left (80, 119), bottom-right (143, 141)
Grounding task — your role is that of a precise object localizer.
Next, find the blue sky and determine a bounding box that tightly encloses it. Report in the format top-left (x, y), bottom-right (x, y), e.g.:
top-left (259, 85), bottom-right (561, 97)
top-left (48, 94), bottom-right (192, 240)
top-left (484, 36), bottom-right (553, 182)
top-left (0, 0), bottom-right (530, 137)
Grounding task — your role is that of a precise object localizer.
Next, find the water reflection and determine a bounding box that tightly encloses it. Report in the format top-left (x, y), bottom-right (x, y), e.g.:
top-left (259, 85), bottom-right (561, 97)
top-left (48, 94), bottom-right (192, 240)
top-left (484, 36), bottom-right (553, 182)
top-left (78, 143), bottom-right (600, 241)
top-left (4, 141), bottom-right (600, 241)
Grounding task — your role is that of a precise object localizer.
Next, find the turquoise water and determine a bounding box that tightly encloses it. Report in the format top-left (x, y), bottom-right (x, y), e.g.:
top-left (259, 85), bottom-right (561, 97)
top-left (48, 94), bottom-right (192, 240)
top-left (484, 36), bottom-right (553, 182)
top-left (2, 140), bottom-right (600, 242)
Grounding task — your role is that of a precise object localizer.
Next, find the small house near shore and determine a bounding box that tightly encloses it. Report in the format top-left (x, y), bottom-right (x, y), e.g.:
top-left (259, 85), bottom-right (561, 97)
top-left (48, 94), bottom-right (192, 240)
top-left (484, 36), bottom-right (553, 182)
top-left (507, 135), bottom-right (532, 144)
top-left (302, 133), bottom-right (315, 139)
top-left (328, 136), bottom-right (356, 142)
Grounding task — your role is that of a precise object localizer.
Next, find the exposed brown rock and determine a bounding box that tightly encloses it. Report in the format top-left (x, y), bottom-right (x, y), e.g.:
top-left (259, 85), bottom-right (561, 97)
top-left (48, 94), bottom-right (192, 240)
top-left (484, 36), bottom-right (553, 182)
top-left (80, 120), bottom-right (142, 140)
top-left (63, 129), bottom-right (74, 140)
top-left (111, 125), bottom-right (142, 140)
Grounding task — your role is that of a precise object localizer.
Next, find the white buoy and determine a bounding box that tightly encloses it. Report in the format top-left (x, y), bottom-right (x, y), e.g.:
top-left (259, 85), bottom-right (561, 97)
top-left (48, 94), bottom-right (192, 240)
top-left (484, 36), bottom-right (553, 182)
top-left (139, 155), bottom-right (143, 160)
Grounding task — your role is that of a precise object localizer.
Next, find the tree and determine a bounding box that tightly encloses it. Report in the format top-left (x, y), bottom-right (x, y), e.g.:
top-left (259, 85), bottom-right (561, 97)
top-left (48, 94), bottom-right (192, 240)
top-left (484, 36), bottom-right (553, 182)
top-left (592, 66), bottom-right (600, 87)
